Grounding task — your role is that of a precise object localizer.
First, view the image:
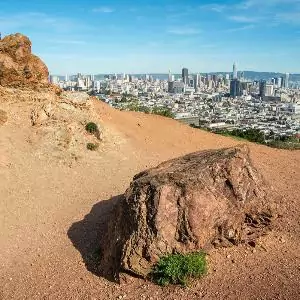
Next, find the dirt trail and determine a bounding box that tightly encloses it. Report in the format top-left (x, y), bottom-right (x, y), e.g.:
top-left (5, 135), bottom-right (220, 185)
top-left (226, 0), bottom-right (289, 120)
top-left (0, 96), bottom-right (300, 300)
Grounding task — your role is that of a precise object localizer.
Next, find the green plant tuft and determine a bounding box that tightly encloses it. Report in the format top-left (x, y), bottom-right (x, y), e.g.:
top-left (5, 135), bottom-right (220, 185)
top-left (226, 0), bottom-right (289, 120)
top-left (85, 122), bottom-right (98, 134)
top-left (87, 143), bottom-right (99, 151)
top-left (151, 251), bottom-right (207, 287)
top-left (85, 122), bottom-right (101, 140)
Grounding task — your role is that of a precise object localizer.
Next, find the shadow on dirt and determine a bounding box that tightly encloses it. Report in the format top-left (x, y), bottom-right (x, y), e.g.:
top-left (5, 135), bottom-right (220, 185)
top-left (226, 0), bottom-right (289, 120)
top-left (68, 194), bottom-right (124, 282)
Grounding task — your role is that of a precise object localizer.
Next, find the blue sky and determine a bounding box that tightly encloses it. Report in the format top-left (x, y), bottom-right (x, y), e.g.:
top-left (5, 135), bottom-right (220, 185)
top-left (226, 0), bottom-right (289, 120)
top-left (1, 0), bottom-right (300, 74)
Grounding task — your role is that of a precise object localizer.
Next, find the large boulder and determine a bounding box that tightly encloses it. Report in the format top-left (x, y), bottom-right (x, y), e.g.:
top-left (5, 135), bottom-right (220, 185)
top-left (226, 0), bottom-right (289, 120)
top-left (0, 33), bottom-right (49, 88)
top-left (100, 145), bottom-right (274, 279)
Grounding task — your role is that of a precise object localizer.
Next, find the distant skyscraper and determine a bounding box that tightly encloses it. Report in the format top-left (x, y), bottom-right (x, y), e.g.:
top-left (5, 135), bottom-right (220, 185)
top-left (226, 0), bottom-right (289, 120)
top-left (194, 74), bottom-right (199, 89)
top-left (266, 84), bottom-right (274, 96)
top-left (285, 73), bottom-right (289, 88)
top-left (233, 62), bottom-right (238, 79)
top-left (259, 80), bottom-right (267, 97)
top-left (182, 68), bottom-right (189, 85)
top-left (168, 69), bottom-right (173, 82)
top-left (230, 79), bottom-right (242, 98)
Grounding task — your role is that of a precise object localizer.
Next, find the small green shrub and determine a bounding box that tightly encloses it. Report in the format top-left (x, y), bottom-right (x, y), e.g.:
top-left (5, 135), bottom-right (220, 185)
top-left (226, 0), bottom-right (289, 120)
top-left (85, 122), bottom-right (98, 134)
top-left (87, 143), bottom-right (99, 151)
top-left (85, 122), bottom-right (101, 140)
top-left (151, 251), bottom-right (207, 287)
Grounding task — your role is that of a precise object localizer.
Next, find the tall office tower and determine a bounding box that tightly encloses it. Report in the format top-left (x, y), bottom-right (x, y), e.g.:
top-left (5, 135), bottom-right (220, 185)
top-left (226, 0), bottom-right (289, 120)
top-left (285, 73), bottom-right (290, 88)
top-left (277, 77), bottom-right (282, 88)
top-left (233, 62), bottom-right (238, 79)
top-left (230, 79), bottom-right (242, 98)
top-left (182, 68), bottom-right (189, 85)
top-left (189, 78), bottom-right (194, 87)
top-left (266, 84), bottom-right (274, 96)
top-left (194, 74), bottom-right (199, 89)
top-left (259, 80), bottom-right (267, 97)
top-left (168, 69), bottom-right (173, 82)
top-left (65, 74), bottom-right (69, 82)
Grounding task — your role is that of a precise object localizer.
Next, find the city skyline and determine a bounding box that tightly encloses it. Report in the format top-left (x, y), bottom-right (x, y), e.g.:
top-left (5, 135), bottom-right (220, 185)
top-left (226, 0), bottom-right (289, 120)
top-left (1, 0), bottom-right (300, 74)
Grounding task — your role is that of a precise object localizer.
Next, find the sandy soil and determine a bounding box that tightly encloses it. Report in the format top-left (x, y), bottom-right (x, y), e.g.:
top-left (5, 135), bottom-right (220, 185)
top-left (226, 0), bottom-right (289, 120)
top-left (0, 91), bottom-right (300, 300)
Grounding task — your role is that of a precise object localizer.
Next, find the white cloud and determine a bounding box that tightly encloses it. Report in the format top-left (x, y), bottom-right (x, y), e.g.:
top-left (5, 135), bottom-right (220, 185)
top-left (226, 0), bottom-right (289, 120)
top-left (225, 24), bottom-right (255, 32)
top-left (0, 12), bottom-right (90, 33)
top-left (237, 0), bottom-right (300, 9)
top-left (167, 27), bottom-right (201, 35)
top-left (229, 15), bottom-right (260, 23)
top-left (199, 4), bottom-right (227, 13)
top-left (275, 12), bottom-right (300, 24)
top-left (92, 6), bottom-right (115, 13)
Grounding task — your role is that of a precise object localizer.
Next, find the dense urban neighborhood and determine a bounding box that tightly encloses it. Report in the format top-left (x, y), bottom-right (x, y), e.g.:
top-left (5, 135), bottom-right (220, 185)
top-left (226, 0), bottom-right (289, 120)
top-left (50, 64), bottom-right (300, 147)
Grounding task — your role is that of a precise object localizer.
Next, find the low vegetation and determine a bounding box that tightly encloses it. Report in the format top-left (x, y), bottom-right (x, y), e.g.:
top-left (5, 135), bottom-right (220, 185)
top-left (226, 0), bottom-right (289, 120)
top-left (218, 129), bottom-right (300, 150)
top-left (86, 143), bottom-right (99, 151)
top-left (125, 102), bottom-right (174, 118)
top-left (85, 122), bottom-right (98, 134)
top-left (85, 122), bottom-right (101, 140)
top-left (267, 140), bottom-right (300, 150)
top-left (218, 128), bottom-right (265, 144)
top-left (191, 125), bottom-right (300, 150)
top-left (151, 252), bottom-right (207, 287)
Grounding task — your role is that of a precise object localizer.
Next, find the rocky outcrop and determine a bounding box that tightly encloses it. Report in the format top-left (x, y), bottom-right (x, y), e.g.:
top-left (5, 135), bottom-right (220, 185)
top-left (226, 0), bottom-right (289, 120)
top-left (0, 33), bottom-right (49, 88)
top-left (100, 145), bottom-right (274, 279)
